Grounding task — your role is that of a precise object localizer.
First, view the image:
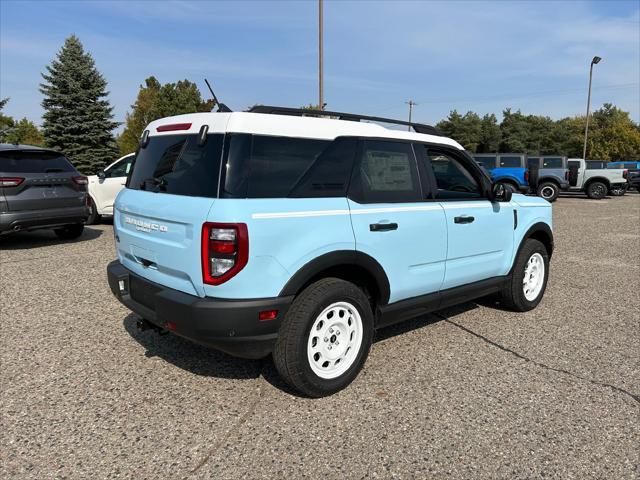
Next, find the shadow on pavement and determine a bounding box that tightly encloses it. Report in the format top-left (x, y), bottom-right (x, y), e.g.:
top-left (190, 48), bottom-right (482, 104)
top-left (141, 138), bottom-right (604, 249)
top-left (122, 300), bottom-right (489, 396)
top-left (123, 314), bottom-right (265, 381)
top-left (0, 226), bottom-right (103, 250)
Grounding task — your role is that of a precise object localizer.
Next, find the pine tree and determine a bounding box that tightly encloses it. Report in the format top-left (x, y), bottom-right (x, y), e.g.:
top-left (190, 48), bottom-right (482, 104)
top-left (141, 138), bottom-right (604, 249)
top-left (40, 35), bottom-right (118, 174)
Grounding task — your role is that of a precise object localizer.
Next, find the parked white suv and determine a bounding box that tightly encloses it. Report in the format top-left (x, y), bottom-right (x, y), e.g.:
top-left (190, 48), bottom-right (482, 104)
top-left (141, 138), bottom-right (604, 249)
top-left (87, 153), bottom-right (134, 224)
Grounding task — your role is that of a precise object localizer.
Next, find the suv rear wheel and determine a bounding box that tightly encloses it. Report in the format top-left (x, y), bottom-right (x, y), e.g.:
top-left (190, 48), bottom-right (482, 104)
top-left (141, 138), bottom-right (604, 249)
top-left (273, 278), bottom-right (374, 397)
top-left (537, 182), bottom-right (559, 202)
top-left (86, 198), bottom-right (101, 225)
top-left (500, 238), bottom-right (549, 312)
top-left (54, 223), bottom-right (84, 240)
top-left (586, 181), bottom-right (607, 199)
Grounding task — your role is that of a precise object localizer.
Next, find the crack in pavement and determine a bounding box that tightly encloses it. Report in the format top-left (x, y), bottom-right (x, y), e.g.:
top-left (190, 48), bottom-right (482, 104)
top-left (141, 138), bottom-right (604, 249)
top-left (186, 372), bottom-right (267, 477)
top-left (436, 314), bottom-right (640, 405)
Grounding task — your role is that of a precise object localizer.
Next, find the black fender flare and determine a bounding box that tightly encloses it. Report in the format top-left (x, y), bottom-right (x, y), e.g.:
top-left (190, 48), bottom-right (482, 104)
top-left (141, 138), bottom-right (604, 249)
top-left (510, 222), bottom-right (554, 275)
top-left (279, 250), bottom-right (391, 305)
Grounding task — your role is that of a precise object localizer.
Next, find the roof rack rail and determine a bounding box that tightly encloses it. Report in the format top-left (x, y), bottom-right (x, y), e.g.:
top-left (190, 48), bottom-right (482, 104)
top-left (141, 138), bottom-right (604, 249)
top-left (248, 105), bottom-right (444, 136)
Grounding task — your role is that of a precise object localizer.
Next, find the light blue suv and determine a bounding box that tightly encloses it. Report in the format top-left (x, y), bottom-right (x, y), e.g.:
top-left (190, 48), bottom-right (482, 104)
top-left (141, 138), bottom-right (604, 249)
top-left (107, 106), bottom-right (553, 397)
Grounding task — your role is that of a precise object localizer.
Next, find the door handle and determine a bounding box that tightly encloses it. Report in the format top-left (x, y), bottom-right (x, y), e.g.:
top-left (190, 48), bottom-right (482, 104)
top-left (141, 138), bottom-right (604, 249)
top-left (454, 215), bottom-right (475, 224)
top-left (369, 222), bottom-right (398, 232)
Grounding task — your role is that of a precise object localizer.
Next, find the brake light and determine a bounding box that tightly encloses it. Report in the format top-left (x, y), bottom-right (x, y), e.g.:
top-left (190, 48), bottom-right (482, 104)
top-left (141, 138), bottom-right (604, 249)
top-left (72, 176), bottom-right (88, 185)
top-left (157, 123), bottom-right (192, 132)
top-left (201, 222), bottom-right (248, 285)
top-left (0, 177), bottom-right (24, 187)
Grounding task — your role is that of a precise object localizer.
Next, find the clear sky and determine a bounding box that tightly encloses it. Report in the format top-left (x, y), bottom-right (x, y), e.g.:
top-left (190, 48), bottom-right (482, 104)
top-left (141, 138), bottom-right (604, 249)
top-left (1, 0), bottom-right (639, 131)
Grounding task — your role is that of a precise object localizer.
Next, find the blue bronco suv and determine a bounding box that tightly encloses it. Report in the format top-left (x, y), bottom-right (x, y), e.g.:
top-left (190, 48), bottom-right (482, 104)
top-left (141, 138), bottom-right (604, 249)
top-left (107, 106), bottom-right (553, 397)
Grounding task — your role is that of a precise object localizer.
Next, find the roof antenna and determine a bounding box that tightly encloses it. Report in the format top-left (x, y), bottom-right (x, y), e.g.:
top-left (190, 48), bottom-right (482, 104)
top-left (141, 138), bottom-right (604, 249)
top-left (204, 78), bottom-right (232, 112)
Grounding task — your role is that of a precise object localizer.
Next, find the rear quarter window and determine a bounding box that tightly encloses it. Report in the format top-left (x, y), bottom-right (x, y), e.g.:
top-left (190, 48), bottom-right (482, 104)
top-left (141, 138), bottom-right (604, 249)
top-left (221, 134), bottom-right (332, 198)
top-left (0, 150), bottom-right (75, 173)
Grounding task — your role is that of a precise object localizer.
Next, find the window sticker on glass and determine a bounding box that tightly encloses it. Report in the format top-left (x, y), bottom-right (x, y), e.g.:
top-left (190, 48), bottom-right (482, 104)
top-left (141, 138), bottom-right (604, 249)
top-left (362, 150), bottom-right (413, 191)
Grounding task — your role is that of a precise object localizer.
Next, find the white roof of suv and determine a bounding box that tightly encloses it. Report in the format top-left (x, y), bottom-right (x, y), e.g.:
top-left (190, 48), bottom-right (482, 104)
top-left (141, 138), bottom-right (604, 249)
top-left (145, 111), bottom-right (464, 150)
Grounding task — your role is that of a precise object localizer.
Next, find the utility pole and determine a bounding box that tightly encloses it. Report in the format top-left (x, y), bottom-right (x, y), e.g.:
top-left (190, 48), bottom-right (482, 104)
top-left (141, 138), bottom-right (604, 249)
top-left (583, 56), bottom-right (602, 160)
top-left (405, 100), bottom-right (417, 130)
top-left (318, 0), bottom-right (324, 110)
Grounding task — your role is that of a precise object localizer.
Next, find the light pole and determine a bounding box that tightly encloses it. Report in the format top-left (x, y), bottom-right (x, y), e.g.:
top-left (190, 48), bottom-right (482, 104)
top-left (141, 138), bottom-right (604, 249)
top-left (582, 56), bottom-right (602, 160)
top-left (318, 0), bottom-right (324, 110)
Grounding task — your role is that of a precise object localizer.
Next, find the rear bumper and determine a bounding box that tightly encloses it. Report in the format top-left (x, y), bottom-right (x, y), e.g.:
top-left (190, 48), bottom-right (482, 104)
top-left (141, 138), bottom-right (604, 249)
top-left (0, 205), bottom-right (88, 234)
top-left (107, 260), bottom-right (293, 359)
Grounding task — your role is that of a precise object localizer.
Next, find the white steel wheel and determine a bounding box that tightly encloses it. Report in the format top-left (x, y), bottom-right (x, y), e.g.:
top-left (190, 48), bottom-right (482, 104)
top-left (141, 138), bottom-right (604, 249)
top-left (306, 301), bottom-right (363, 380)
top-left (523, 252), bottom-right (545, 301)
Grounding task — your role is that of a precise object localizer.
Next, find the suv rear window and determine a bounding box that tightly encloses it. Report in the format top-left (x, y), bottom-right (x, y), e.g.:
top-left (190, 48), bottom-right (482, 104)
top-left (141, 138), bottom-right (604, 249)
top-left (0, 150), bottom-right (75, 173)
top-left (128, 134), bottom-right (223, 198)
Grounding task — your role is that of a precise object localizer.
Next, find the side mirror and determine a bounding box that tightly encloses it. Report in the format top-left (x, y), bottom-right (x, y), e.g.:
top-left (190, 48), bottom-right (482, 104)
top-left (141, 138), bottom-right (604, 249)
top-left (492, 183), bottom-right (513, 202)
top-left (97, 170), bottom-right (106, 180)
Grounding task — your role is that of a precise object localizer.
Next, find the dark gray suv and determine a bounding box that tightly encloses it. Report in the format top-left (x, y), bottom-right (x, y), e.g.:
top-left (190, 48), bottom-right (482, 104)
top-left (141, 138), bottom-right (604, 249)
top-left (0, 144), bottom-right (89, 239)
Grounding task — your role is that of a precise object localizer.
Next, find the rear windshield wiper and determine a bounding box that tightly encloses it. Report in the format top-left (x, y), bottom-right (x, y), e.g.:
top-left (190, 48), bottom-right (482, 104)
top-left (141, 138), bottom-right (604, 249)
top-left (140, 176), bottom-right (168, 191)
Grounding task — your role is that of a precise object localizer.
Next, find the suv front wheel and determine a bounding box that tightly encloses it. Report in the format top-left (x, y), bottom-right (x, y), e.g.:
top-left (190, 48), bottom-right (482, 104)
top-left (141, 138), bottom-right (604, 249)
top-left (273, 278), bottom-right (374, 397)
top-left (500, 238), bottom-right (549, 312)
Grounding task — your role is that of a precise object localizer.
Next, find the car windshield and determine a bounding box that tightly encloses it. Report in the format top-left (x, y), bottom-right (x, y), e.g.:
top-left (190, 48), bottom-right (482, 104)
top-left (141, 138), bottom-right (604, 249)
top-left (0, 150), bottom-right (75, 173)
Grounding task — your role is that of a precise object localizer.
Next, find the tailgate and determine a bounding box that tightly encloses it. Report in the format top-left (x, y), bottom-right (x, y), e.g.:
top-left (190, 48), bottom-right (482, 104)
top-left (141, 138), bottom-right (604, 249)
top-left (115, 189), bottom-right (215, 297)
top-left (3, 173), bottom-right (85, 211)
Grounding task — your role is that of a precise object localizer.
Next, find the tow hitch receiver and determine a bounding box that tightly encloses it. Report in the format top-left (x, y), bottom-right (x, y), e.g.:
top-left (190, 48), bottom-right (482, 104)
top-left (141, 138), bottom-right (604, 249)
top-left (136, 318), bottom-right (168, 335)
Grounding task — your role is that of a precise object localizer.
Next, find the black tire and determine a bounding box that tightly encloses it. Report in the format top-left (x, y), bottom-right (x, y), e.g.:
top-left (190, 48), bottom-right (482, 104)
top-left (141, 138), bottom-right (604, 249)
top-left (86, 197), bottom-right (101, 225)
top-left (586, 181), bottom-right (607, 199)
top-left (496, 181), bottom-right (518, 194)
top-left (273, 278), bottom-right (374, 397)
top-left (54, 224), bottom-right (84, 240)
top-left (608, 184), bottom-right (627, 196)
top-left (536, 182), bottom-right (559, 202)
top-left (500, 238), bottom-right (549, 312)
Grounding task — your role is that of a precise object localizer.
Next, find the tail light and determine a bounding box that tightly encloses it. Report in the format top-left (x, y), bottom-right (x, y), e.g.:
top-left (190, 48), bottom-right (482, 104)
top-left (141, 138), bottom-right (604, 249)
top-left (201, 222), bottom-right (248, 285)
top-left (524, 170), bottom-right (529, 183)
top-left (72, 176), bottom-right (88, 185)
top-left (565, 170), bottom-right (569, 181)
top-left (622, 169), bottom-right (628, 179)
top-left (0, 177), bottom-right (24, 187)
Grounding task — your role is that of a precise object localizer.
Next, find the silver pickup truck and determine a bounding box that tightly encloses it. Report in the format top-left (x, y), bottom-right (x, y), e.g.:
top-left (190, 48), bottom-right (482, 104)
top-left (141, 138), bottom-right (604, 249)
top-left (567, 158), bottom-right (628, 199)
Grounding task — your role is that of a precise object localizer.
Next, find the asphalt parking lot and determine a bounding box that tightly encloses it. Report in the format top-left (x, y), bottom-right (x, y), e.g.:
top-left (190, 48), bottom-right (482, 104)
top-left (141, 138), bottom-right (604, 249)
top-left (1, 193), bottom-right (639, 479)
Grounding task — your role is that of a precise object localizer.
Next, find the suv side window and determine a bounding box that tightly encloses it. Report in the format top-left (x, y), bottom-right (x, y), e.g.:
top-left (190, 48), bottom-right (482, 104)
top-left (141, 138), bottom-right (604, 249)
top-left (348, 140), bottom-right (421, 203)
top-left (499, 156), bottom-right (523, 168)
top-left (424, 149), bottom-right (482, 200)
top-left (542, 157), bottom-right (563, 168)
top-left (105, 155), bottom-right (134, 178)
top-left (474, 155), bottom-right (496, 170)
